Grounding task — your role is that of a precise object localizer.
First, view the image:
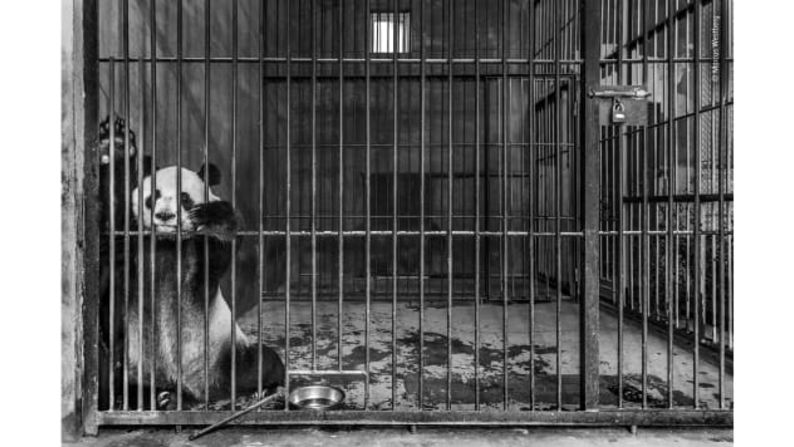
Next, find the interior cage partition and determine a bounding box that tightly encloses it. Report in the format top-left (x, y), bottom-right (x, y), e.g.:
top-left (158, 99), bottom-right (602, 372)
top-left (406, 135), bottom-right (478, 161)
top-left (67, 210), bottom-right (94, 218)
top-left (79, 0), bottom-right (732, 433)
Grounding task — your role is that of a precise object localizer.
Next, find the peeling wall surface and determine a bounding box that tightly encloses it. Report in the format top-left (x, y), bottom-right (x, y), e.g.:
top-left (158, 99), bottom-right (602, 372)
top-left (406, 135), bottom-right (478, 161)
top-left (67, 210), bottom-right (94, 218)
top-left (62, 0), bottom-right (78, 438)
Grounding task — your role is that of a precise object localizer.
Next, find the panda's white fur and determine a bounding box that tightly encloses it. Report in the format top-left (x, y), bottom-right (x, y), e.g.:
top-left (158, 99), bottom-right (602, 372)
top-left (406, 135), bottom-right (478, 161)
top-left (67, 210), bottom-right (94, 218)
top-left (127, 166), bottom-right (251, 401)
top-left (125, 288), bottom-right (250, 399)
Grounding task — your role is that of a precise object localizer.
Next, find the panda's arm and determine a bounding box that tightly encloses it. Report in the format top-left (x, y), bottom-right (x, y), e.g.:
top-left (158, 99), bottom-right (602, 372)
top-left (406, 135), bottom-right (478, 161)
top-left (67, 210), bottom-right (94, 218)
top-left (188, 200), bottom-right (241, 242)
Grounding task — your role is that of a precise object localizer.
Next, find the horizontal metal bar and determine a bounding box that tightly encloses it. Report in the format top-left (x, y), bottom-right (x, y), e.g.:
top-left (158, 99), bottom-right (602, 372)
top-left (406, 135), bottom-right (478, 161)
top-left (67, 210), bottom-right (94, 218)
top-left (97, 410), bottom-right (733, 427)
top-left (110, 230), bottom-right (588, 237)
top-left (262, 293), bottom-right (544, 300)
top-left (254, 142), bottom-right (579, 149)
top-left (98, 56), bottom-right (586, 64)
top-left (288, 370), bottom-right (368, 376)
top-left (179, 214), bottom-right (579, 221)
top-left (97, 56), bottom-right (733, 64)
top-left (600, 57), bottom-right (735, 63)
top-left (599, 230), bottom-right (733, 236)
top-left (114, 214), bottom-right (578, 222)
top-left (110, 229), bottom-right (733, 237)
top-left (623, 193), bottom-right (733, 204)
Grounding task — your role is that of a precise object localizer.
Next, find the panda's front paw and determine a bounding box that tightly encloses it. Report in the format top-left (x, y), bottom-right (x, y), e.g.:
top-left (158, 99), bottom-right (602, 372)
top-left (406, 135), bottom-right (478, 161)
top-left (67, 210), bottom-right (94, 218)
top-left (188, 201), bottom-right (234, 227)
top-left (188, 201), bottom-right (238, 240)
top-left (157, 390), bottom-right (177, 411)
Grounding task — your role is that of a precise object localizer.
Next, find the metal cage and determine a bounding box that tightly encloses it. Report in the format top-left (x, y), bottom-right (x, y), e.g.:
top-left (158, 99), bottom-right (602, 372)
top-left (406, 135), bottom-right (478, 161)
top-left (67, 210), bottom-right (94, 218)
top-left (77, 0), bottom-right (733, 432)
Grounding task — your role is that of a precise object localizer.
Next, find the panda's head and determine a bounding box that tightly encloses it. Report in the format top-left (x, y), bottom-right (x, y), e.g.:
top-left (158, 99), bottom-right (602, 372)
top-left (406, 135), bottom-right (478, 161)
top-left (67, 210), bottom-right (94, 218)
top-left (132, 163), bottom-right (221, 234)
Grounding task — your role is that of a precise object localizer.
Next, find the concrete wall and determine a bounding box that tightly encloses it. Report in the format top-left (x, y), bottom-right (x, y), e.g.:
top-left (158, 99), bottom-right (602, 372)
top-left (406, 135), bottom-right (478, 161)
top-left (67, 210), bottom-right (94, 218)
top-left (63, 0), bottom-right (99, 439)
top-left (62, 0), bottom-right (80, 439)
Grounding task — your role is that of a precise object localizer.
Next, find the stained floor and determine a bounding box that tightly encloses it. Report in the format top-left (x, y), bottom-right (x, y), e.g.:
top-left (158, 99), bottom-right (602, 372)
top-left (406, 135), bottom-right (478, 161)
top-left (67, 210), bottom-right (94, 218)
top-left (199, 298), bottom-right (733, 411)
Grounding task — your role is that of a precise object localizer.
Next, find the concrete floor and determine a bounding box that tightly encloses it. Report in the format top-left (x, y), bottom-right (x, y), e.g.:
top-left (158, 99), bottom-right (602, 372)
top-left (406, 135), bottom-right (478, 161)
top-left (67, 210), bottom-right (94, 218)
top-left (84, 300), bottom-right (732, 446)
top-left (65, 427), bottom-right (733, 447)
top-left (219, 299), bottom-right (732, 411)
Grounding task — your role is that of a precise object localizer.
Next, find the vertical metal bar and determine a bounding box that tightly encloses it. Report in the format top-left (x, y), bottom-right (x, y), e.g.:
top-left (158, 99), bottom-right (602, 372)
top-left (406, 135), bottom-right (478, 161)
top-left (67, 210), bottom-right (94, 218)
top-left (649, 5), bottom-right (657, 324)
top-left (683, 2), bottom-right (691, 331)
top-left (600, 124), bottom-right (606, 285)
top-left (704, 6), bottom-right (721, 344)
top-left (640, 0), bottom-right (650, 409)
top-left (148, 0), bottom-right (157, 411)
top-left (543, 75), bottom-right (556, 306)
top-left (501, 0), bottom-right (509, 411)
top-left (614, 0), bottom-right (626, 408)
top-left (175, 0), bottom-right (183, 411)
top-left (230, 0), bottom-right (239, 409)
top-left (527, 0), bottom-right (535, 411)
top-left (710, 231), bottom-right (715, 342)
top-left (717, 0), bottom-right (728, 410)
top-left (692, 0), bottom-right (701, 408)
top-left (604, 100), bottom-right (612, 293)
top-left (364, 0), bottom-right (372, 410)
top-left (630, 30), bottom-right (637, 317)
top-left (310, 0), bottom-right (318, 374)
top-left (417, 0), bottom-right (425, 409)
top-left (728, 233), bottom-right (733, 349)
top-left (446, 0), bottom-right (454, 411)
top-left (554, 0), bottom-right (563, 411)
top-left (284, 0), bottom-right (292, 410)
top-left (337, 0), bottom-right (344, 373)
top-left (203, 0), bottom-right (211, 410)
top-left (257, 0), bottom-right (265, 400)
top-left (580, 0), bottom-right (601, 411)
top-left (136, 57), bottom-right (145, 412)
top-left (122, 0), bottom-right (131, 412)
top-left (391, 0), bottom-right (399, 412)
top-left (627, 143), bottom-right (633, 316)
top-left (107, 57), bottom-right (116, 411)
top-left (473, 0), bottom-right (481, 412)
top-left (665, 0), bottom-right (675, 409)
top-left (540, 74), bottom-right (546, 303)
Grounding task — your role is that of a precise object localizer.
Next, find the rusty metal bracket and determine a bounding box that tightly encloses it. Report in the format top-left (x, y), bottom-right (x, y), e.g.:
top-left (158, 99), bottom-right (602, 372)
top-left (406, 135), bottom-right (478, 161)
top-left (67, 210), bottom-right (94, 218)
top-left (590, 85), bottom-right (651, 127)
top-left (588, 85), bottom-right (651, 99)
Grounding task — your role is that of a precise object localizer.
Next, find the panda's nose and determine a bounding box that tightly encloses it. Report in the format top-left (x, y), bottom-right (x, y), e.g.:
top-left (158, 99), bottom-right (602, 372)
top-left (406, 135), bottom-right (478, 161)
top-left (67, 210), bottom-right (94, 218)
top-left (155, 211), bottom-right (176, 222)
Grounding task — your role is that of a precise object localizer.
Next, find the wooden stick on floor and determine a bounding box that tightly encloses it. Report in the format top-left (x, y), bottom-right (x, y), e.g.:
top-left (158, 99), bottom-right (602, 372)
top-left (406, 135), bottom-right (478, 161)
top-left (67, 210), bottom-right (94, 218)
top-left (188, 388), bottom-right (284, 441)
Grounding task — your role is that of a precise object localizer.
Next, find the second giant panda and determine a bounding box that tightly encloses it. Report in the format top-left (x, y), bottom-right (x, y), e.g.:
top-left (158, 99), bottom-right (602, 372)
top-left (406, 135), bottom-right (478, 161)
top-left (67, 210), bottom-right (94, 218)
top-left (126, 164), bottom-right (284, 408)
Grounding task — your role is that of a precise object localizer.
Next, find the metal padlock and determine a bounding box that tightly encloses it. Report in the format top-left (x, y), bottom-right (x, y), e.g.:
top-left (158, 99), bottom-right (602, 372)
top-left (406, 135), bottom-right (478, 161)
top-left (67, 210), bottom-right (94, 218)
top-left (612, 99), bottom-right (627, 124)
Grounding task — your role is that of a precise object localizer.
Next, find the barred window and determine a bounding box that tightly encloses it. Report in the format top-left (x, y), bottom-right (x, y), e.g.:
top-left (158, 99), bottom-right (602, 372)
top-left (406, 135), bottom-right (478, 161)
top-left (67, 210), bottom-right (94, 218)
top-left (371, 12), bottom-right (411, 53)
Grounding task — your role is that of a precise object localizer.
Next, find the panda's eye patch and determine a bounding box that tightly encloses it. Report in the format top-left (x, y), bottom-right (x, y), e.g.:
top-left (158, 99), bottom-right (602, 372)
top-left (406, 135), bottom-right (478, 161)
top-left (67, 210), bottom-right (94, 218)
top-left (180, 192), bottom-right (195, 210)
top-left (144, 189), bottom-right (161, 209)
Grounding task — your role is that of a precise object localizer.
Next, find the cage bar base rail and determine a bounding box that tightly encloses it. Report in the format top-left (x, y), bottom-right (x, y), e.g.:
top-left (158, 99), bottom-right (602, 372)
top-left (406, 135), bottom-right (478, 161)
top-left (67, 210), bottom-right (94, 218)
top-left (96, 410), bottom-right (732, 427)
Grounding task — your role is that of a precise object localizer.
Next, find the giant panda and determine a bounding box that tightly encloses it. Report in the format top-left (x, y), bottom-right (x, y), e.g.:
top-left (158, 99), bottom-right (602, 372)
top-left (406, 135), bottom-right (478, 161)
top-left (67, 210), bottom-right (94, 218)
top-left (123, 163), bottom-right (285, 408)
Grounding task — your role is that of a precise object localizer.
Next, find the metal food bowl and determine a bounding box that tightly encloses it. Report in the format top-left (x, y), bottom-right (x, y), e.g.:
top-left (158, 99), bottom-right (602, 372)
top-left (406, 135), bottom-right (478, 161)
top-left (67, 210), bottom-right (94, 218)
top-left (288, 385), bottom-right (345, 410)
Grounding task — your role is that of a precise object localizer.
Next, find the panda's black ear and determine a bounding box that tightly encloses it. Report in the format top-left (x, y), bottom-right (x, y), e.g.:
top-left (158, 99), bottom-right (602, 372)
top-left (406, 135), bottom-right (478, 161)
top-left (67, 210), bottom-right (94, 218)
top-left (197, 163), bottom-right (221, 186)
